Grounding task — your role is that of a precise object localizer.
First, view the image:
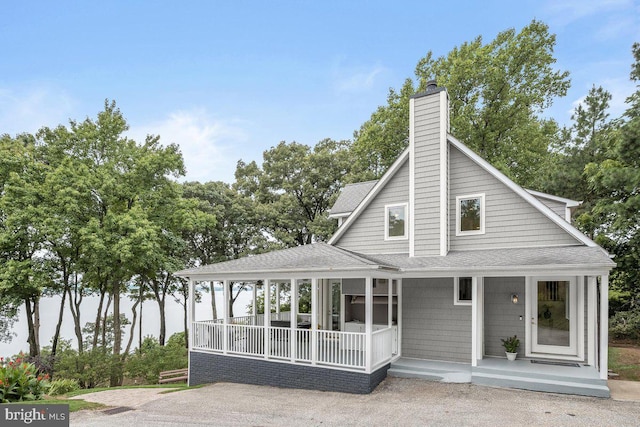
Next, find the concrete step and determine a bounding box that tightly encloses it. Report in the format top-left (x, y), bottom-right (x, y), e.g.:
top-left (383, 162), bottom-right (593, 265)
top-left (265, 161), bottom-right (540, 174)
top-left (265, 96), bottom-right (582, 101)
top-left (472, 365), bottom-right (607, 386)
top-left (471, 371), bottom-right (610, 398)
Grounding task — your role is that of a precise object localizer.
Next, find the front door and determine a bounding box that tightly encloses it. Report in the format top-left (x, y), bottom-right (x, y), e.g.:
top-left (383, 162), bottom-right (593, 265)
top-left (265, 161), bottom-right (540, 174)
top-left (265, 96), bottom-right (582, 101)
top-left (530, 277), bottom-right (578, 356)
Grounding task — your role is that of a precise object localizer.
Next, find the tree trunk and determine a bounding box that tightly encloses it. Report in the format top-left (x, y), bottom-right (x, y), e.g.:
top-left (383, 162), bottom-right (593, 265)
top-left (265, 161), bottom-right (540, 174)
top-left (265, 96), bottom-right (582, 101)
top-left (113, 280), bottom-right (121, 356)
top-left (138, 284), bottom-right (143, 352)
top-left (33, 297), bottom-right (41, 352)
top-left (210, 281), bottom-right (218, 319)
top-left (24, 296), bottom-right (40, 357)
top-left (92, 284), bottom-right (106, 350)
top-left (101, 294), bottom-right (112, 348)
top-left (51, 284), bottom-right (68, 357)
top-left (124, 298), bottom-right (139, 355)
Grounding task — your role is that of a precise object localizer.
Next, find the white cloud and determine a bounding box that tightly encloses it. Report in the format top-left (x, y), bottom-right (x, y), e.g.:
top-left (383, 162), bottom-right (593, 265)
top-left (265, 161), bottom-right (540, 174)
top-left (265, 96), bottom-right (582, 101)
top-left (543, 0), bottom-right (633, 27)
top-left (128, 109), bottom-right (250, 183)
top-left (0, 86), bottom-right (75, 135)
top-left (331, 57), bottom-right (386, 93)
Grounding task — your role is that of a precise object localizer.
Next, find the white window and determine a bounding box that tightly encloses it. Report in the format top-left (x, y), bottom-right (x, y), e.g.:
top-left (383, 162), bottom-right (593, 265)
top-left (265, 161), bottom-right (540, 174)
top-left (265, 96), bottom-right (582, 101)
top-left (384, 203), bottom-right (408, 240)
top-left (456, 193), bottom-right (485, 236)
top-left (454, 277), bottom-right (472, 305)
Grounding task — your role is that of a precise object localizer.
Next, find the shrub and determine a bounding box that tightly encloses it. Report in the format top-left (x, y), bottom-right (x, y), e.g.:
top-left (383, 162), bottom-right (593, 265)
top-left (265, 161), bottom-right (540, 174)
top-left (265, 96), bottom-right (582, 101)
top-left (126, 333), bottom-right (188, 384)
top-left (53, 346), bottom-right (119, 389)
top-left (47, 378), bottom-right (80, 396)
top-left (610, 308), bottom-right (640, 341)
top-left (0, 353), bottom-right (50, 402)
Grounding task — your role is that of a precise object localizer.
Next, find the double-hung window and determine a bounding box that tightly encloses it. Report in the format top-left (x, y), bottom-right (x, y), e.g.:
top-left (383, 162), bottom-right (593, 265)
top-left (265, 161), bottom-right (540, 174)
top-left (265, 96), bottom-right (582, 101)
top-left (456, 193), bottom-right (485, 236)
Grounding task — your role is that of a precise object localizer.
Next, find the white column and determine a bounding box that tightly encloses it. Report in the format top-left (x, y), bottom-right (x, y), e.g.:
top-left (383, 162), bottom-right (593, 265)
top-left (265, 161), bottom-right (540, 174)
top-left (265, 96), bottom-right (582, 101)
top-left (291, 279), bottom-right (298, 362)
top-left (365, 276), bottom-right (373, 373)
top-left (397, 279), bottom-right (402, 357)
top-left (599, 274), bottom-right (609, 380)
top-left (471, 277), bottom-right (478, 367)
top-left (252, 282), bottom-right (257, 325)
top-left (276, 282), bottom-right (281, 315)
top-left (311, 278), bottom-right (318, 365)
top-left (387, 279), bottom-right (393, 327)
top-left (264, 279), bottom-right (271, 359)
top-left (587, 276), bottom-right (597, 367)
top-left (222, 279), bottom-right (229, 354)
top-left (188, 279), bottom-right (195, 351)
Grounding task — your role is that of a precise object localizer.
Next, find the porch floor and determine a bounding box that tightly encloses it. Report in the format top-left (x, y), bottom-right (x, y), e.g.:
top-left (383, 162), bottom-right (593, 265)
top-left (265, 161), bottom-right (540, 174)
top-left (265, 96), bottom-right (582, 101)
top-left (389, 357), bottom-right (609, 398)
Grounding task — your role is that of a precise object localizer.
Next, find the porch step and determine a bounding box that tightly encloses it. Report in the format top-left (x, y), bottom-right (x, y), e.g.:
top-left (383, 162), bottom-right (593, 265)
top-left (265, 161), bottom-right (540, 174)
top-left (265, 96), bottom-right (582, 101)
top-left (471, 371), bottom-right (610, 398)
top-left (472, 364), bottom-right (607, 386)
top-left (388, 359), bottom-right (472, 383)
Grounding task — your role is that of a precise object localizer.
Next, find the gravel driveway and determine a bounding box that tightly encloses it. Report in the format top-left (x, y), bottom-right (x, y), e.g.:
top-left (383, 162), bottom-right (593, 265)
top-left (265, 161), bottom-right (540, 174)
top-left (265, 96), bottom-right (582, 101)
top-left (71, 378), bottom-right (640, 427)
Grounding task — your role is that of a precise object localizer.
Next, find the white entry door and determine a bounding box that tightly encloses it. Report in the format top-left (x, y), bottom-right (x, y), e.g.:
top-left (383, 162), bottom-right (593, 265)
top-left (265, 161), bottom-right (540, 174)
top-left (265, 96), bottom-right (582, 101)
top-left (530, 277), bottom-right (578, 356)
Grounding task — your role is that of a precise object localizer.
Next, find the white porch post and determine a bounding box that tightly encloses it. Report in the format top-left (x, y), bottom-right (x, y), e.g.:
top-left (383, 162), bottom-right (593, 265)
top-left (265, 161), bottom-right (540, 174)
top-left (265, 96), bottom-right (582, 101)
top-left (587, 276), bottom-right (597, 367)
top-left (291, 279), bottom-right (298, 362)
top-left (387, 279), bottom-right (393, 327)
top-left (222, 280), bottom-right (229, 354)
top-left (252, 282), bottom-right (257, 325)
top-left (397, 278), bottom-right (402, 357)
top-left (599, 274), bottom-right (609, 380)
top-left (471, 277), bottom-right (478, 367)
top-left (365, 276), bottom-right (373, 373)
top-left (188, 279), bottom-right (195, 351)
top-left (264, 279), bottom-right (271, 359)
top-left (276, 282), bottom-right (281, 316)
top-left (311, 278), bottom-right (318, 365)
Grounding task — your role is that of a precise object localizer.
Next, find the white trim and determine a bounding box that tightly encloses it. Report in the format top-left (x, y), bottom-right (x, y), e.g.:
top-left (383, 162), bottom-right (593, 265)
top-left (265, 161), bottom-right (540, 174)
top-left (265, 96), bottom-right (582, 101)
top-left (365, 276), bottom-right (373, 373)
top-left (439, 90), bottom-right (448, 256)
top-left (471, 276), bottom-right (478, 366)
top-left (527, 276), bottom-right (583, 358)
top-left (525, 189), bottom-right (582, 208)
top-left (384, 203), bottom-right (409, 241)
top-left (454, 276), bottom-right (473, 306)
top-left (587, 276), bottom-right (596, 366)
top-left (455, 193), bottom-right (485, 236)
top-left (599, 274), bottom-right (609, 380)
top-left (327, 212), bottom-right (351, 219)
top-left (409, 98), bottom-right (416, 257)
top-left (448, 135), bottom-right (597, 247)
top-left (328, 150), bottom-right (410, 245)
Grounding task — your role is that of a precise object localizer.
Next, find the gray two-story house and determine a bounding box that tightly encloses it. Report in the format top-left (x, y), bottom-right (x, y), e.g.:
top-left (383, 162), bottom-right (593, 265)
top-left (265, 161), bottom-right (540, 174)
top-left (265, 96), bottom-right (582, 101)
top-left (177, 82), bottom-right (615, 397)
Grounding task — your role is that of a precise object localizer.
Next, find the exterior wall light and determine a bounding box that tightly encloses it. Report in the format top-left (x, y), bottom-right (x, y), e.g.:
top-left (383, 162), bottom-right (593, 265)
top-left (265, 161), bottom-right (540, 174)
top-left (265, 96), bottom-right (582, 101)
top-left (511, 294), bottom-right (519, 304)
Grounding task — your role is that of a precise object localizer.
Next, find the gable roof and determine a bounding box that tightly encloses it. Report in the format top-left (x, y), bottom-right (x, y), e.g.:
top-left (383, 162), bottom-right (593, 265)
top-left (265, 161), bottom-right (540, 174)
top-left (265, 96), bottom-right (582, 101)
top-left (174, 243), bottom-right (398, 279)
top-left (327, 148), bottom-right (409, 245)
top-left (447, 135), bottom-right (596, 247)
top-left (328, 180), bottom-right (378, 217)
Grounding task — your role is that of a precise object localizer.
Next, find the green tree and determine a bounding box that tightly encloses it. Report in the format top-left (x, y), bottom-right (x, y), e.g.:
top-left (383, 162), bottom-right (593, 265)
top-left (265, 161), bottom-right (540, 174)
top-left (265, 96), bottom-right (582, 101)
top-left (235, 138), bottom-right (352, 247)
top-left (352, 20), bottom-right (570, 187)
top-left (585, 43), bottom-right (640, 313)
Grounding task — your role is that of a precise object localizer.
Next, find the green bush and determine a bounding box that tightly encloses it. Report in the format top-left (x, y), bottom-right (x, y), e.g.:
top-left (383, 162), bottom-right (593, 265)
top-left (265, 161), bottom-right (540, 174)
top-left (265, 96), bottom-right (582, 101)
top-left (53, 344), bottom-right (120, 389)
top-left (47, 378), bottom-right (80, 396)
top-left (126, 333), bottom-right (188, 384)
top-left (0, 353), bottom-right (50, 402)
top-left (610, 308), bottom-right (640, 341)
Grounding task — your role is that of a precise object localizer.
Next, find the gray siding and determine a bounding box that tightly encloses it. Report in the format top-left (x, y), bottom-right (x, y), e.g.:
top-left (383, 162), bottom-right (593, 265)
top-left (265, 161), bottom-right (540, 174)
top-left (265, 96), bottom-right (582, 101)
top-left (413, 94), bottom-right (443, 256)
top-left (483, 277), bottom-right (526, 357)
top-left (534, 196), bottom-right (567, 220)
top-left (449, 146), bottom-right (580, 250)
top-left (335, 159), bottom-right (409, 254)
top-left (402, 278), bottom-right (471, 362)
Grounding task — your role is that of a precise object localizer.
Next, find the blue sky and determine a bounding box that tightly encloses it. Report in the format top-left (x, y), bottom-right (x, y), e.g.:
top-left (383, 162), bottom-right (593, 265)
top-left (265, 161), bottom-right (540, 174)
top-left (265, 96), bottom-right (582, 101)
top-left (1, 0), bottom-right (638, 183)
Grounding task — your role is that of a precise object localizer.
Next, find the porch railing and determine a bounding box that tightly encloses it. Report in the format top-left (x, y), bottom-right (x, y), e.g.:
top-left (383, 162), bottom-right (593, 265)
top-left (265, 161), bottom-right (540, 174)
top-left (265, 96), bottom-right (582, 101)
top-left (191, 320), bottom-right (396, 372)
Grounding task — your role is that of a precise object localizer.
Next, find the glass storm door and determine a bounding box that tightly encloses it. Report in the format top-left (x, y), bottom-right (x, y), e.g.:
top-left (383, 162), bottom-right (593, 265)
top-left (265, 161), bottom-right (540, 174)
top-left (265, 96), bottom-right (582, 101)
top-left (531, 277), bottom-right (577, 356)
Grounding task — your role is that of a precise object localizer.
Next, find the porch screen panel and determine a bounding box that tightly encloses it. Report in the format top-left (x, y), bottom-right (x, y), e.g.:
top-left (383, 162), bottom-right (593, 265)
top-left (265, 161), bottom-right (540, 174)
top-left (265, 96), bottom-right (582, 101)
top-left (537, 280), bottom-right (570, 347)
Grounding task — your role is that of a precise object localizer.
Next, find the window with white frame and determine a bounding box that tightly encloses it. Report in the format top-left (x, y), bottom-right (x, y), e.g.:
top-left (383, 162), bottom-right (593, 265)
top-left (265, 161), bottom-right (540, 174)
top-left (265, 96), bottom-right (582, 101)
top-left (454, 277), bottom-right (472, 305)
top-left (384, 203), bottom-right (408, 240)
top-left (456, 193), bottom-right (485, 236)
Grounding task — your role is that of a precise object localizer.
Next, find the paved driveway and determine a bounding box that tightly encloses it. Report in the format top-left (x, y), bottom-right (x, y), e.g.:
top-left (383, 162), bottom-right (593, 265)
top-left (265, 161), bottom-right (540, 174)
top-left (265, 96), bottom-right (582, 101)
top-left (71, 378), bottom-right (640, 427)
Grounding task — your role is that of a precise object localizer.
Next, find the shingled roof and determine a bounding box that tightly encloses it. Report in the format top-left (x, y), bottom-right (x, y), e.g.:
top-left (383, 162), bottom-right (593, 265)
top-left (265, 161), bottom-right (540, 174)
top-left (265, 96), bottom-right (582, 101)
top-left (176, 243), bottom-right (614, 279)
top-left (328, 180), bottom-right (378, 217)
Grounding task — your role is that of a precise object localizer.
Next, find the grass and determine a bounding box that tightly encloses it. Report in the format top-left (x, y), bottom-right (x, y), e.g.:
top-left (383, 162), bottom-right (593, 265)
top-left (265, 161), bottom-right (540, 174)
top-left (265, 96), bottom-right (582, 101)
top-left (65, 383), bottom-right (190, 398)
top-left (4, 398), bottom-right (105, 412)
top-left (609, 344), bottom-right (640, 381)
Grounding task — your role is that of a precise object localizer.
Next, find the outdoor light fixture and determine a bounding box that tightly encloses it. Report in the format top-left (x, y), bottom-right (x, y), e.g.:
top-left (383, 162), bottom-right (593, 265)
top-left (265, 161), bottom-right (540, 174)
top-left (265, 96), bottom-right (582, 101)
top-left (511, 294), bottom-right (519, 304)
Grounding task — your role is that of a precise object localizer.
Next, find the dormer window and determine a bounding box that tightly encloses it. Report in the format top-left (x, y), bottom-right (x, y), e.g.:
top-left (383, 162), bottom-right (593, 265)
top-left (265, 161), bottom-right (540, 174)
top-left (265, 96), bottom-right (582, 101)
top-left (385, 203), bottom-right (408, 240)
top-left (456, 194), bottom-right (485, 236)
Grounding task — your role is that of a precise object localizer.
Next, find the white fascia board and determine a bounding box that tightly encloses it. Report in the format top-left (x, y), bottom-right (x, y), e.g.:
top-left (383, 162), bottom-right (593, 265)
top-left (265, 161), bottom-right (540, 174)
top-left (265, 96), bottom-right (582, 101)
top-left (327, 212), bottom-right (351, 219)
top-left (525, 189), bottom-right (582, 208)
top-left (409, 98), bottom-right (416, 257)
top-left (328, 149), bottom-right (410, 245)
top-left (447, 135), bottom-right (597, 247)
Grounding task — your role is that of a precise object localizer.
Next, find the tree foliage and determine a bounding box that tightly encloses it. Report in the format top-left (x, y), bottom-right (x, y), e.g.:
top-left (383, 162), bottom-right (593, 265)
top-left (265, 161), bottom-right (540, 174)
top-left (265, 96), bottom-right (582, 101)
top-left (352, 20), bottom-right (569, 187)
